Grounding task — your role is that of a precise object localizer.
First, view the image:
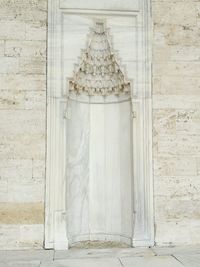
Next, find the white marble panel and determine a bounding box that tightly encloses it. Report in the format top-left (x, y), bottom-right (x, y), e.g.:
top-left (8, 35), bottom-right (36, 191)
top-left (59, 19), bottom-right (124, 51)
top-left (66, 100), bottom-right (132, 245)
top-left (60, 0), bottom-right (139, 11)
top-left (63, 15), bottom-right (136, 61)
top-left (66, 100), bottom-right (90, 242)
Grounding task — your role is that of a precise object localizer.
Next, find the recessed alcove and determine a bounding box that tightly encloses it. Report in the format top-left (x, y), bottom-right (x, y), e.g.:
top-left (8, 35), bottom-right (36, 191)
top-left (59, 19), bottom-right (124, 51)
top-left (45, 0), bottom-right (153, 250)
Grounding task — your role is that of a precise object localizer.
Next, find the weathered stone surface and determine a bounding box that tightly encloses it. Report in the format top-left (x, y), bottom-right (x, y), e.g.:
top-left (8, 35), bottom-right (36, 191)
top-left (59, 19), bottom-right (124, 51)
top-left (25, 22), bottom-right (46, 41)
top-left (120, 256), bottom-right (183, 267)
top-left (174, 254), bottom-right (200, 267)
top-left (157, 76), bottom-right (200, 95)
top-left (155, 220), bottom-right (200, 246)
top-left (0, 57), bottom-right (19, 74)
top-left (19, 58), bottom-right (46, 75)
top-left (0, 90), bottom-right (46, 110)
top-left (153, 24), bottom-right (200, 47)
top-left (0, 159), bottom-right (32, 180)
top-left (0, 203), bottom-right (44, 224)
top-left (7, 261), bottom-right (40, 267)
top-left (5, 40), bottom-right (46, 58)
top-left (0, 224), bottom-right (44, 249)
top-left (41, 258), bottom-right (122, 267)
top-left (153, 0), bottom-right (200, 247)
top-left (0, 41), bottom-right (4, 56)
top-left (0, 21), bottom-right (26, 40)
top-left (154, 157), bottom-right (197, 177)
top-left (0, 134), bottom-right (45, 159)
top-left (0, 74), bottom-right (46, 91)
top-left (153, 2), bottom-right (196, 26)
top-left (0, 111), bottom-right (45, 134)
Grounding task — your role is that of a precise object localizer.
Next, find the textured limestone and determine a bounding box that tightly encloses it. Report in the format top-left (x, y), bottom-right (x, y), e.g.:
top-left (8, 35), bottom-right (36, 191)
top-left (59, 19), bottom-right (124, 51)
top-left (0, 0), bottom-right (46, 248)
top-left (153, 0), bottom-right (200, 246)
top-left (0, 74), bottom-right (46, 91)
top-left (0, 224), bottom-right (44, 249)
top-left (0, 203), bottom-right (44, 224)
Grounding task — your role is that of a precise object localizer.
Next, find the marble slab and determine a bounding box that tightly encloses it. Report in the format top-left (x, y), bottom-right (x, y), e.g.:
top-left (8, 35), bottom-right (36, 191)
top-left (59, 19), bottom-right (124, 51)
top-left (54, 247), bottom-right (154, 259)
top-left (120, 256), bottom-right (183, 267)
top-left (174, 254), bottom-right (200, 267)
top-left (41, 258), bottom-right (122, 267)
top-left (152, 245), bottom-right (200, 256)
top-left (59, 0), bottom-right (139, 11)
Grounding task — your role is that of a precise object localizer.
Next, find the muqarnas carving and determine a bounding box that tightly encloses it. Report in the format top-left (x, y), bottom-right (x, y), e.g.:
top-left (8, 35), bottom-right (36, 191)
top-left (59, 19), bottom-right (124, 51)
top-left (69, 20), bottom-right (131, 97)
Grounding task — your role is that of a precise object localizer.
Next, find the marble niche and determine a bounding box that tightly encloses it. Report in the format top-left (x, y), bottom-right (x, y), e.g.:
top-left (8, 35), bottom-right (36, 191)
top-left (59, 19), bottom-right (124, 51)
top-left (66, 20), bottom-right (133, 246)
top-left (46, 0), bottom-right (153, 250)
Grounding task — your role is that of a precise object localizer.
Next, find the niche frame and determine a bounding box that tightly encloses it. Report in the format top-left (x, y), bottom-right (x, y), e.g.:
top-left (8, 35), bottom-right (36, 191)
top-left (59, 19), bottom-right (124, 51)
top-left (45, 0), bottom-right (154, 249)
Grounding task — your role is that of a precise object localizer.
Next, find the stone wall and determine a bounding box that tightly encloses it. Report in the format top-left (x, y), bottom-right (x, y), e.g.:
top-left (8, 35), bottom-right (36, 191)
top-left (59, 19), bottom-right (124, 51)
top-left (0, 0), bottom-right (47, 248)
top-left (152, 0), bottom-right (200, 245)
top-left (0, 0), bottom-right (200, 248)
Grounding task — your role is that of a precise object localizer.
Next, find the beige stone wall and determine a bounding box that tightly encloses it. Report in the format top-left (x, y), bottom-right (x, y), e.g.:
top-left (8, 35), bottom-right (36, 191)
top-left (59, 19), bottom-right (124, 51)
top-left (0, 0), bottom-right (200, 248)
top-left (152, 0), bottom-right (200, 245)
top-left (0, 0), bottom-right (47, 248)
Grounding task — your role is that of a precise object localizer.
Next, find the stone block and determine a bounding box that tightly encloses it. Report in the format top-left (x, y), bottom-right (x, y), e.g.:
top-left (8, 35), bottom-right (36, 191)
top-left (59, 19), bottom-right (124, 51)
top-left (1, 250), bottom-right (53, 262)
top-left (25, 22), bottom-right (46, 41)
top-left (0, 159), bottom-right (32, 180)
top-left (174, 254), bottom-right (200, 267)
top-left (152, 245), bottom-right (200, 256)
top-left (0, 74), bottom-right (46, 91)
top-left (0, 110), bottom-right (45, 135)
top-left (19, 224), bottom-right (44, 249)
top-left (41, 258), bottom-right (122, 267)
top-left (153, 109), bottom-right (176, 135)
top-left (153, 2), bottom-right (196, 26)
top-left (154, 157), bottom-right (197, 177)
top-left (19, 58), bottom-right (46, 75)
top-left (0, 180), bottom-right (8, 202)
top-left (153, 24), bottom-right (200, 47)
top-left (5, 40), bottom-right (46, 58)
top-left (7, 261), bottom-right (40, 267)
top-left (153, 95), bottom-right (200, 110)
top-left (0, 134), bottom-right (45, 160)
top-left (0, 41), bottom-right (4, 56)
top-left (7, 178), bottom-right (44, 202)
top-left (54, 248), bottom-right (154, 260)
top-left (157, 134), bottom-right (200, 157)
top-left (153, 62), bottom-right (200, 78)
top-left (120, 255), bottom-right (183, 267)
top-left (24, 91), bottom-right (46, 110)
top-left (0, 90), bottom-right (46, 110)
top-left (153, 44), bottom-right (200, 62)
top-left (0, 57), bottom-right (19, 74)
top-left (155, 197), bottom-right (200, 221)
top-left (154, 176), bottom-right (200, 201)
top-left (155, 220), bottom-right (200, 246)
top-left (0, 225), bottom-right (20, 249)
top-left (0, 21), bottom-right (26, 40)
top-left (197, 158), bottom-right (200, 175)
top-left (158, 76), bottom-right (200, 95)
top-left (0, 0), bottom-right (47, 22)
top-left (33, 160), bottom-right (45, 179)
top-left (176, 110), bottom-right (200, 135)
top-left (0, 203), bottom-right (44, 224)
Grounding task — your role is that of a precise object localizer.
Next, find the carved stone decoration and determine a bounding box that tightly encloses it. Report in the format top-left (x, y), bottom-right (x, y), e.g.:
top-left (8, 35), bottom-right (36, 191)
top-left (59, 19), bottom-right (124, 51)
top-left (69, 21), bottom-right (131, 97)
